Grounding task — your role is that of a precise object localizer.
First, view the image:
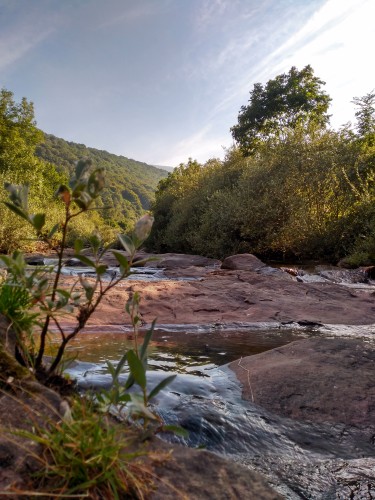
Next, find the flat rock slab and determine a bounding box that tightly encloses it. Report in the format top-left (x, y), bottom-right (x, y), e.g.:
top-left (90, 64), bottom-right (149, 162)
top-left (229, 338), bottom-right (375, 430)
top-left (79, 269), bottom-right (375, 330)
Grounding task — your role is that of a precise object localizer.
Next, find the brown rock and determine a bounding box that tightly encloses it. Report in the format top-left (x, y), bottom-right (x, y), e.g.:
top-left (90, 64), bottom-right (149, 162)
top-left (229, 338), bottom-right (375, 431)
top-left (78, 269), bottom-right (375, 331)
top-left (151, 253), bottom-right (221, 270)
top-left (151, 440), bottom-right (282, 499)
top-left (221, 253), bottom-right (266, 271)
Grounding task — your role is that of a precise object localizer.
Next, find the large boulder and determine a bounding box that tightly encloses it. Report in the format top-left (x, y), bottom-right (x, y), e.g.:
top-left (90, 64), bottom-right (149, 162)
top-left (221, 253), bottom-right (266, 271)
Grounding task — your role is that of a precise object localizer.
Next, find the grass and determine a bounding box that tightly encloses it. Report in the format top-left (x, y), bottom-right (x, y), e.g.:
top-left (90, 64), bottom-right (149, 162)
top-left (2, 389), bottom-right (166, 499)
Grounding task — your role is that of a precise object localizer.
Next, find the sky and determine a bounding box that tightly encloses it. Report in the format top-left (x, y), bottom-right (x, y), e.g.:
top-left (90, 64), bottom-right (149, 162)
top-left (1, 0), bottom-right (374, 167)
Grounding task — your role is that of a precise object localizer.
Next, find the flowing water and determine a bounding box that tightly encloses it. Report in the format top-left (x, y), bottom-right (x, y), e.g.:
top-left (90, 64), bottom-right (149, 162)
top-left (52, 324), bottom-right (375, 499)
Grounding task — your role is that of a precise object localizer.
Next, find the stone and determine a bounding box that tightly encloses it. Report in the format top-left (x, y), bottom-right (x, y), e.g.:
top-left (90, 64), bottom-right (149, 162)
top-left (221, 253), bottom-right (266, 271)
top-left (229, 338), bottom-right (375, 432)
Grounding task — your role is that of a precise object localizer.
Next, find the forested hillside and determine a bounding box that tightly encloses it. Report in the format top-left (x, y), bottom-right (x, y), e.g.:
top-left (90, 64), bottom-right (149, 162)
top-left (36, 134), bottom-right (167, 230)
top-left (0, 88), bottom-right (167, 252)
top-left (148, 67), bottom-right (375, 266)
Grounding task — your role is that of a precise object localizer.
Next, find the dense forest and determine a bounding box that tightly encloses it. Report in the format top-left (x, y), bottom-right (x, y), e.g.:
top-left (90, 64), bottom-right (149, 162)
top-left (1, 66), bottom-right (374, 265)
top-left (148, 67), bottom-right (375, 266)
top-left (0, 88), bottom-right (166, 252)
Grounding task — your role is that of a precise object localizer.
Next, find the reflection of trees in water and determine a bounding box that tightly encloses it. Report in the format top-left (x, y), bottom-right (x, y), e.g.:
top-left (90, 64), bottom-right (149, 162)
top-left (45, 328), bottom-right (314, 374)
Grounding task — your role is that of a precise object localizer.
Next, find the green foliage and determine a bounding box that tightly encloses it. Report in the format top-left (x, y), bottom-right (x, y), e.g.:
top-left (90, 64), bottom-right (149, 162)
top-left (1, 159), bottom-right (155, 376)
top-left (352, 91), bottom-right (375, 140)
top-left (0, 89), bottom-right (69, 253)
top-left (36, 133), bottom-right (168, 230)
top-left (150, 91), bottom-right (375, 264)
top-left (231, 65), bottom-right (331, 155)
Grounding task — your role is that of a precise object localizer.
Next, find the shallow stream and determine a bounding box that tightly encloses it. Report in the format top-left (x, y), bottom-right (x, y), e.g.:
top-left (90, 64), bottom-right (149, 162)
top-left (53, 324), bottom-right (375, 499)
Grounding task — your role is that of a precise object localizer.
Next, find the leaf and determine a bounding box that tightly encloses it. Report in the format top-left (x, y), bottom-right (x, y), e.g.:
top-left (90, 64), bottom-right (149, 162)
top-left (73, 254), bottom-right (96, 268)
top-left (162, 424), bottom-right (189, 438)
top-left (128, 394), bottom-right (158, 420)
top-left (79, 276), bottom-right (95, 301)
top-left (133, 214), bottom-right (154, 242)
top-left (118, 234), bottom-right (135, 256)
top-left (127, 350), bottom-right (146, 390)
top-left (4, 202), bottom-right (30, 222)
top-left (95, 264), bottom-right (108, 276)
top-left (74, 239), bottom-right (84, 254)
top-left (55, 185), bottom-right (71, 205)
top-left (30, 213), bottom-right (46, 232)
top-left (148, 374), bottom-right (176, 401)
top-left (139, 319), bottom-right (155, 362)
top-left (48, 223), bottom-right (60, 239)
top-left (106, 360), bottom-right (117, 379)
top-left (114, 353), bottom-right (128, 379)
top-left (112, 251), bottom-right (130, 274)
top-left (87, 168), bottom-right (105, 196)
top-left (75, 158), bottom-right (92, 180)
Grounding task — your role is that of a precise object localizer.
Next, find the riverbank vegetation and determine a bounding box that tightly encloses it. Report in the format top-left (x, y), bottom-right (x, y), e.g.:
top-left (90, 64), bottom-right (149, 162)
top-left (148, 67), bottom-right (375, 265)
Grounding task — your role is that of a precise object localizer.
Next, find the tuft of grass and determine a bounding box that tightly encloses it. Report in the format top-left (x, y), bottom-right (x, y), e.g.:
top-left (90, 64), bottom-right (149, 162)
top-left (14, 397), bottom-right (161, 499)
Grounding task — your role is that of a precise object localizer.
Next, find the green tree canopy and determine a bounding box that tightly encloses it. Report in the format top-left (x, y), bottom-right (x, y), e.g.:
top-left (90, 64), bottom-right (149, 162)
top-left (231, 65), bottom-right (331, 155)
top-left (352, 91), bottom-right (375, 141)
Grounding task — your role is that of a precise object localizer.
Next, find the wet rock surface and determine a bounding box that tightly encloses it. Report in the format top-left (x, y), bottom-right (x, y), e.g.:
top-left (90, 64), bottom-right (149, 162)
top-left (228, 338), bottom-right (375, 430)
top-left (228, 338), bottom-right (375, 498)
top-left (79, 264), bottom-right (375, 331)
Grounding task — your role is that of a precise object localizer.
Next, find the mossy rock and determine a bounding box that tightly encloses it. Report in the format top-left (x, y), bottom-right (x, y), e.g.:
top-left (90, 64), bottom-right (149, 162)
top-left (0, 342), bottom-right (31, 381)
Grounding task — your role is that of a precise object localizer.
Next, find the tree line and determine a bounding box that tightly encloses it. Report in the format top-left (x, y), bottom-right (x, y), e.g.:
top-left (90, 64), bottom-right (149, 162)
top-left (148, 67), bottom-right (375, 266)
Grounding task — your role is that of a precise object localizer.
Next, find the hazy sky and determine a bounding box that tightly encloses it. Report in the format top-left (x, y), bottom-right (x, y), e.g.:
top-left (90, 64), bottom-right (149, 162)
top-left (1, 0), bottom-right (374, 167)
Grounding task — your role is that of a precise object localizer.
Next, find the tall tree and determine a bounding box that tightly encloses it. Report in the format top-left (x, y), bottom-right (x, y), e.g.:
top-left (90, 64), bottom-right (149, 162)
top-left (0, 88), bottom-right (43, 178)
top-left (231, 65), bottom-right (331, 155)
top-left (352, 91), bottom-right (375, 140)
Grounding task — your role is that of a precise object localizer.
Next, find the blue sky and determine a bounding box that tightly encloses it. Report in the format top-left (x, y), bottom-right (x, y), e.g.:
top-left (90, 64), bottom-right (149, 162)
top-left (1, 0), bottom-right (374, 167)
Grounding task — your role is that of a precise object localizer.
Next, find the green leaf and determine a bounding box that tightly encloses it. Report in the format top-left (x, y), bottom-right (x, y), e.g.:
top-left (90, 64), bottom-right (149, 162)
top-left (114, 353), bottom-right (128, 379)
top-left (112, 251), bottom-right (130, 274)
top-left (87, 168), bottom-right (105, 196)
top-left (73, 254), bottom-right (96, 268)
top-left (128, 394), bottom-right (158, 420)
top-left (106, 360), bottom-right (117, 379)
top-left (139, 319), bottom-right (155, 362)
top-left (48, 223), bottom-right (60, 239)
top-left (30, 213), bottom-right (46, 232)
top-left (162, 424), bottom-right (189, 438)
top-left (3, 202), bottom-right (30, 222)
top-left (148, 374), bottom-right (176, 401)
top-left (75, 158), bottom-right (92, 180)
top-left (74, 238), bottom-right (84, 254)
top-left (95, 264), bottom-right (108, 275)
top-left (118, 234), bottom-right (135, 256)
top-left (127, 350), bottom-right (146, 390)
top-left (79, 276), bottom-right (95, 301)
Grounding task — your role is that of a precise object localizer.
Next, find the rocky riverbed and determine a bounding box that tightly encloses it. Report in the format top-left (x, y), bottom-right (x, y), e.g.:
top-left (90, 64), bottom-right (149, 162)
top-left (8, 251), bottom-right (375, 498)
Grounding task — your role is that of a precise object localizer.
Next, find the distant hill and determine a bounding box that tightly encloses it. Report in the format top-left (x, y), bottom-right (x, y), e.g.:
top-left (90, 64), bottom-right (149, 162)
top-left (153, 164), bottom-right (174, 172)
top-left (36, 134), bottom-right (168, 230)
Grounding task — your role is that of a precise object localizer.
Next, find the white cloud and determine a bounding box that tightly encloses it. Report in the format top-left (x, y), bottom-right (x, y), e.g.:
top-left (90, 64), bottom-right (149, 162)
top-left (0, 26), bottom-right (54, 72)
top-left (244, 0), bottom-right (375, 127)
top-left (154, 125), bottom-right (230, 166)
